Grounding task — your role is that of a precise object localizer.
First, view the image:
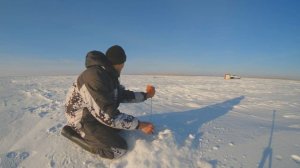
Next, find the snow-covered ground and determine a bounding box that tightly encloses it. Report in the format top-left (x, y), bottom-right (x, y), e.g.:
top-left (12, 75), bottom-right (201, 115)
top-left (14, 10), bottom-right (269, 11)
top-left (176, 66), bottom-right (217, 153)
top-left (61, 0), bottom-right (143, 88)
top-left (0, 75), bottom-right (299, 168)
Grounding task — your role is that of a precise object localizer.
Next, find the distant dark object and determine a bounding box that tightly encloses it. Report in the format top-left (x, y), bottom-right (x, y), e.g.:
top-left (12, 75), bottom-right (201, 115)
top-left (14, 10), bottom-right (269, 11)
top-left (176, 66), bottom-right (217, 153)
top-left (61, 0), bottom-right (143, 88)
top-left (224, 74), bottom-right (241, 80)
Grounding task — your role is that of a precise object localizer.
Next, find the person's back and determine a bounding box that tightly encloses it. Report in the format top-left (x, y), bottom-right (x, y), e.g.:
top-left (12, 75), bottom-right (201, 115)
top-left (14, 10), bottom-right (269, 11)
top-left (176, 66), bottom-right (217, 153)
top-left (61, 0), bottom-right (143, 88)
top-left (63, 46), bottom-right (155, 159)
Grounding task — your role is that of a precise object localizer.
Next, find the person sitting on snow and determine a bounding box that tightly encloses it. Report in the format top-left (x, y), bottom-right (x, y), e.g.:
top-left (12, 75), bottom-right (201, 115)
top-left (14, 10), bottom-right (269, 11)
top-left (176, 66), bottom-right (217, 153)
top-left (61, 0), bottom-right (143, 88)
top-left (62, 45), bottom-right (155, 159)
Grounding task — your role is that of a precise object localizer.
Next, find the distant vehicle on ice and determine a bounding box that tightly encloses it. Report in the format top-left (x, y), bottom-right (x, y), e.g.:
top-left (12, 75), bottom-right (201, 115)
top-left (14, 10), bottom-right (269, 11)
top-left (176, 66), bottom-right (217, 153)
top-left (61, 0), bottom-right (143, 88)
top-left (224, 74), bottom-right (241, 80)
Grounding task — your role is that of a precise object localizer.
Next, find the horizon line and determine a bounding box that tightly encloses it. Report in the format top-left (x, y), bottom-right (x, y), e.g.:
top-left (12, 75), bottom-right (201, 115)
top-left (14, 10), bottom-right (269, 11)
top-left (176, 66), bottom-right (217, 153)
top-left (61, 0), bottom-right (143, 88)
top-left (0, 72), bottom-right (299, 81)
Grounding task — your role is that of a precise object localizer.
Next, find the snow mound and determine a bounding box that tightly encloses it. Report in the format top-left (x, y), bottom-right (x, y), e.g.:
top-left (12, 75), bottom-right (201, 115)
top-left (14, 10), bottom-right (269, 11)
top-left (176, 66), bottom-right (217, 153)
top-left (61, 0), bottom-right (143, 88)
top-left (110, 129), bottom-right (211, 168)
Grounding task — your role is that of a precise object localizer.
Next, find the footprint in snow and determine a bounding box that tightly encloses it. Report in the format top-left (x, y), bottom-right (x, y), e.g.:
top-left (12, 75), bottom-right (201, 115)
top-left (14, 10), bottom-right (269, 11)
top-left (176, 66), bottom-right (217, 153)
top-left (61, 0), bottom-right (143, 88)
top-left (0, 151), bottom-right (30, 168)
top-left (48, 123), bottom-right (63, 134)
top-left (6, 152), bottom-right (17, 158)
top-left (39, 111), bottom-right (49, 118)
top-left (50, 159), bottom-right (56, 168)
top-left (19, 152), bottom-right (30, 160)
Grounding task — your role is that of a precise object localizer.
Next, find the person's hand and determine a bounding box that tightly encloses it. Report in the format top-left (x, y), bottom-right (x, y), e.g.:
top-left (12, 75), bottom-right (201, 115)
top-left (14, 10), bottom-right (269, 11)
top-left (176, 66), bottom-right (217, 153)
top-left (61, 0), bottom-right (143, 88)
top-left (138, 121), bottom-right (154, 134)
top-left (146, 85), bottom-right (155, 99)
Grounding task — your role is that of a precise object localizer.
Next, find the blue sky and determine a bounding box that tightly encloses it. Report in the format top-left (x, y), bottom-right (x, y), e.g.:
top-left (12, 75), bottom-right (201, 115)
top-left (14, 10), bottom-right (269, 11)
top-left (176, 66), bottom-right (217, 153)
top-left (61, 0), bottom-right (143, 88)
top-left (0, 0), bottom-right (299, 79)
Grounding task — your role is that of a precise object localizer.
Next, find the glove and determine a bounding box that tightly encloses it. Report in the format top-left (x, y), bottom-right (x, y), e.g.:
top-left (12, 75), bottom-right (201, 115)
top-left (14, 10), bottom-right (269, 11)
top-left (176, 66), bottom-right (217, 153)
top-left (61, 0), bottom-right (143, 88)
top-left (138, 121), bottom-right (154, 134)
top-left (146, 85), bottom-right (155, 99)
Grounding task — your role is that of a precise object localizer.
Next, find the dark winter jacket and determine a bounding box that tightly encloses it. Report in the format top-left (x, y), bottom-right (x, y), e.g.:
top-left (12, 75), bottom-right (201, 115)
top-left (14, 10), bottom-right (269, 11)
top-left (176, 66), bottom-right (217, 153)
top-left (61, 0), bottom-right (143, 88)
top-left (65, 51), bottom-right (146, 137)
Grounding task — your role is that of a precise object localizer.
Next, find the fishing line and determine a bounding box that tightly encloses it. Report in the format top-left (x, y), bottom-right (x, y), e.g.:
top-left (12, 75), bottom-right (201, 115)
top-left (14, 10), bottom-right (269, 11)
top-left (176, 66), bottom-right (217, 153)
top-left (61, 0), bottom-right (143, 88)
top-left (150, 97), bottom-right (153, 122)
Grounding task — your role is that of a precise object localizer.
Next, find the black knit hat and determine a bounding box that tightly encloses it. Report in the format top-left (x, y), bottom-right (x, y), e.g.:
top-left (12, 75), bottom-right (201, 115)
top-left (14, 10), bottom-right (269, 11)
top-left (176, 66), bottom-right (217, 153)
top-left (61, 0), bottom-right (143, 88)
top-left (106, 45), bottom-right (127, 65)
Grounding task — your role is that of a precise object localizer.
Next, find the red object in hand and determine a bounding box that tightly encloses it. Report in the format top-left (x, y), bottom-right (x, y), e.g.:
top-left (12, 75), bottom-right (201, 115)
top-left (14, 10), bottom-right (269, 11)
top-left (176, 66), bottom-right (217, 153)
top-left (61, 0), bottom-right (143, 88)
top-left (146, 85), bottom-right (155, 98)
top-left (138, 121), bottom-right (154, 134)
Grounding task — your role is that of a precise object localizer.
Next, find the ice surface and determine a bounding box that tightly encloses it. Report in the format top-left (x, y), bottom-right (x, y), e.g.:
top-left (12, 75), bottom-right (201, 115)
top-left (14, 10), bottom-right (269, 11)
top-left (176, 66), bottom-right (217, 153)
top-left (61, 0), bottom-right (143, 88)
top-left (0, 75), bottom-right (299, 167)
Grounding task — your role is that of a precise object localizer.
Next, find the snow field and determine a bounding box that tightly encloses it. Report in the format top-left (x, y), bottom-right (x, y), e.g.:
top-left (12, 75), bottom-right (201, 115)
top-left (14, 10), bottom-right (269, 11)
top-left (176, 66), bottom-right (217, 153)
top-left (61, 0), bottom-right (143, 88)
top-left (0, 75), bottom-right (299, 167)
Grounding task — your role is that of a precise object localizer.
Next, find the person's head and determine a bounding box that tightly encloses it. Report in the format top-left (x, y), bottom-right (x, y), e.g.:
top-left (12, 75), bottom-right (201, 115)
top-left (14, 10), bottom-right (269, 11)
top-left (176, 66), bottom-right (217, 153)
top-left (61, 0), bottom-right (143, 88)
top-left (106, 45), bottom-right (126, 73)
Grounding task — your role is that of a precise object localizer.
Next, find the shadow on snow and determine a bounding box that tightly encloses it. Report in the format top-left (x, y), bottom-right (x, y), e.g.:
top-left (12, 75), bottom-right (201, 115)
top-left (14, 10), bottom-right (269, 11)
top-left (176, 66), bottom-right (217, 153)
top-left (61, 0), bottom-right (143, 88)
top-left (258, 110), bottom-right (276, 168)
top-left (138, 96), bottom-right (245, 146)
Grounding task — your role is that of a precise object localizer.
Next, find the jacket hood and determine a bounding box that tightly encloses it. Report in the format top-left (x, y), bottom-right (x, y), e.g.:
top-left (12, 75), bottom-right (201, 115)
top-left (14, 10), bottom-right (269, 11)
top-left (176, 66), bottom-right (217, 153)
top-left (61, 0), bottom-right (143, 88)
top-left (85, 50), bottom-right (120, 77)
top-left (85, 50), bottom-right (110, 68)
